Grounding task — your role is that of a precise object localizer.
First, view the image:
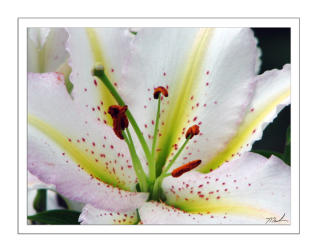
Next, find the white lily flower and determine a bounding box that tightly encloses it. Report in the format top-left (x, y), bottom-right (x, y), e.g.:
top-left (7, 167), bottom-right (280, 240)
top-left (28, 28), bottom-right (290, 224)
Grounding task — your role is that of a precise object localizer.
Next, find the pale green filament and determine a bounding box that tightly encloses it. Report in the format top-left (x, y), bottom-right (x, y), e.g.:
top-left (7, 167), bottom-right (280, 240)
top-left (122, 130), bottom-right (148, 192)
top-left (151, 137), bottom-right (190, 200)
top-left (162, 138), bottom-right (190, 175)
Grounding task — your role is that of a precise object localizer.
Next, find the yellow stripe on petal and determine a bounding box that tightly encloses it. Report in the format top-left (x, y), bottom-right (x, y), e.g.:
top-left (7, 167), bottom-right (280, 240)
top-left (199, 89), bottom-right (290, 173)
top-left (28, 114), bottom-right (130, 191)
top-left (156, 28), bottom-right (214, 169)
top-left (170, 198), bottom-right (281, 220)
top-left (86, 28), bottom-right (117, 126)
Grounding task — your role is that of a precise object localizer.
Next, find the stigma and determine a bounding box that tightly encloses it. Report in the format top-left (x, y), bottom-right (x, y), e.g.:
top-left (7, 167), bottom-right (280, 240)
top-left (108, 105), bottom-right (129, 140)
top-left (172, 160), bottom-right (202, 177)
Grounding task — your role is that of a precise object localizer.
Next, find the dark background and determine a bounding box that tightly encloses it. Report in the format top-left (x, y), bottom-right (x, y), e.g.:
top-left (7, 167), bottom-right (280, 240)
top-left (251, 28), bottom-right (290, 153)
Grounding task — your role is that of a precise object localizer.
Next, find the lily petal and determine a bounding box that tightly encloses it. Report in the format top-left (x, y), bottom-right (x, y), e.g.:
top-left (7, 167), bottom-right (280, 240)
top-left (121, 28), bottom-right (259, 171)
top-left (28, 28), bottom-right (69, 73)
top-left (28, 171), bottom-right (55, 190)
top-left (79, 204), bottom-right (138, 225)
top-left (139, 201), bottom-right (274, 224)
top-left (28, 72), bottom-right (148, 211)
top-left (199, 64), bottom-right (290, 172)
top-left (66, 28), bottom-right (134, 124)
top-left (159, 152), bottom-right (290, 223)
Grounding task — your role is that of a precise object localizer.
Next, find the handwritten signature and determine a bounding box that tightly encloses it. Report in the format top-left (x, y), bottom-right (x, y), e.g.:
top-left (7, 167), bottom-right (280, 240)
top-left (265, 213), bottom-right (288, 224)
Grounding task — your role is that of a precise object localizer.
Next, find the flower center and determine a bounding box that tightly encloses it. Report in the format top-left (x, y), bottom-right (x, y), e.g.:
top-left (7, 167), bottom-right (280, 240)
top-left (92, 64), bottom-right (203, 201)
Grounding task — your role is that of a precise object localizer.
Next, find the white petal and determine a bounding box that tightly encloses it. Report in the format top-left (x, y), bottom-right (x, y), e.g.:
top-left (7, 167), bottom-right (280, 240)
top-left (160, 152), bottom-right (290, 223)
top-left (66, 28), bottom-right (133, 124)
top-left (28, 126), bottom-right (148, 212)
top-left (79, 204), bottom-right (138, 225)
top-left (121, 28), bottom-right (259, 171)
top-left (28, 171), bottom-right (55, 190)
top-left (139, 202), bottom-right (264, 224)
top-left (28, 28), bottom-right (69, 72)
top-left (199, 64), bottom-right (290, 172)
top-left (28, 72), bottom-right (148, 211)
top-left (28, 72), bottom-right (137, 189)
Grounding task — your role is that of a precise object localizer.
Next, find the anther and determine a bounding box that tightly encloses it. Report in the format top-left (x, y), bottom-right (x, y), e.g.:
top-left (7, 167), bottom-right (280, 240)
top-left (185, 125), bottom-right (200, 139)
top-left (172, 160), bottom-right (202, 177)
top-left (153, 86), bottom-right (168, 99)
top-left (108, 105), bottom-right (129, 140)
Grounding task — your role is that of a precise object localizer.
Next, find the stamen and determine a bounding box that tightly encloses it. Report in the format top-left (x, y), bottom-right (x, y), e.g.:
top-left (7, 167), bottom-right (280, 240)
top-left (108, 105), bottom-right (129, 140)
top-left (92, 63), bottom-right (152, 169)
top-left (153, 86), bottom-right (168, 99)
top-left (171, 160), bottom-right (202, 177)
top-left (185, 125), bottom-right (200, 139)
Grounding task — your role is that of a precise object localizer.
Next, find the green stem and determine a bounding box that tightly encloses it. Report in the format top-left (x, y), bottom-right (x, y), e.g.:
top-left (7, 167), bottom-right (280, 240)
top-left (33, 189), bottom-right (47, 213)
top-left (93, 66), bottom-right (152, 169)
top-left (123, 130), bottom-right (148, 192)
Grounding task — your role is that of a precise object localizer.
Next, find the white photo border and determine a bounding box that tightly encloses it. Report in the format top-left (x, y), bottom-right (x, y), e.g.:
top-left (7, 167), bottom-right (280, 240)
top-left (18, 17), bottom-right (300, 234)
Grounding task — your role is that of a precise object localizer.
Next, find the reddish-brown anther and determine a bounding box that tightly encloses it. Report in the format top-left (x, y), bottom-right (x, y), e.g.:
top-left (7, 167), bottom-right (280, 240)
top-left (171, 160), bottom-right (202, 177)
top-left (185, 125), bottom-right (200, 139)
top-left (108, 105), bottom-right (129, 140)
top-left (153, 86), bottom-right (169, 99)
